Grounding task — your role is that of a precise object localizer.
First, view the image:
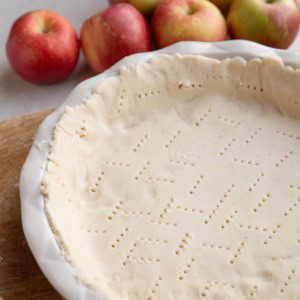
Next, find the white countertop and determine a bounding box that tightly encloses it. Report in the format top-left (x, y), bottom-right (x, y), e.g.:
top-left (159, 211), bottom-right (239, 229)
top-left (0, 0), bottom-right (299, 120)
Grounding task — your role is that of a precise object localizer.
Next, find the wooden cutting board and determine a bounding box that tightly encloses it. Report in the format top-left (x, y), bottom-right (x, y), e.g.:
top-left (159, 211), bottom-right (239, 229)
top-left (0, 111), bottom-right (62, 300)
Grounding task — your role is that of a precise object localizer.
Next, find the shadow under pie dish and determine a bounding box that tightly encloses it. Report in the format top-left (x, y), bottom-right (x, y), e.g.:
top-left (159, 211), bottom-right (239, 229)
top-left (21, 42), bottom-right (300, 300)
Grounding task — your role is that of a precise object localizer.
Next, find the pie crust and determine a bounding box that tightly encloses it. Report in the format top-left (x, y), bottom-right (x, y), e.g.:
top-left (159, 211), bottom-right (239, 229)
top-left (42, 54), bottom-right (300, 299)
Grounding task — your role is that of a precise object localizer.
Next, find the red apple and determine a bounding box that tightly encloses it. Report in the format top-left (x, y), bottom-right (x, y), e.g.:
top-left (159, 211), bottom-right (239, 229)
top-left (80, 3), bottom-right (151, 73)
top-left (227, 0), bottom-right (300, 49)
top-left (109, 0), bottom-right (161, 16)
top-left (6, 10), bottom-right (80, 84)
top-left (152, 0), bottom-right (228, 49)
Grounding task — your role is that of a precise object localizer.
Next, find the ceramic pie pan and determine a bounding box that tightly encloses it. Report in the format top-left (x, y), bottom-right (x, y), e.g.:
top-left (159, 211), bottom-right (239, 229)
top-left (20, 41), bottom-right (300, 299)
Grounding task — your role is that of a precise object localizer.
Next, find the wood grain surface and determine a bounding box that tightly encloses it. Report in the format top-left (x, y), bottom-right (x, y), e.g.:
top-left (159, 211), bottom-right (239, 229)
top-left (0, 111), bottom-right (62, 300)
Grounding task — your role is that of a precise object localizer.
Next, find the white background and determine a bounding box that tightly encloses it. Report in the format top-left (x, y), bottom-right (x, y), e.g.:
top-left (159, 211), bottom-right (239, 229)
top-left (0, 0), bottom-right (299, 120)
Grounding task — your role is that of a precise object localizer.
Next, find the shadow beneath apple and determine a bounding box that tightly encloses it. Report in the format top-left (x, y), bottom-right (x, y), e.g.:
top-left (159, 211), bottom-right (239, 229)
top-left (0, 66), bottom-right (39, 97)
top-left (0, 58), bottom-right (96, 118)
top-left (1, 60), bottom-right (95, 98)
top-left (72, 59), bottom-right (96, 83)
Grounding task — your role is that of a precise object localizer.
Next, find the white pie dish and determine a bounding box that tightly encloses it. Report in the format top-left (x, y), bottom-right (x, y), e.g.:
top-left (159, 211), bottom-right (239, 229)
top-left (20, 40), bottom-right (300, 300)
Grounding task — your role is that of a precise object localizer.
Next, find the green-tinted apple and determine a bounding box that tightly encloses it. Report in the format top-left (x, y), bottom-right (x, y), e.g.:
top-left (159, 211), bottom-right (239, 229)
top-left (227, 0), bottom-right (300, 49)
top-left (109, 0), bottom-right (161, 15)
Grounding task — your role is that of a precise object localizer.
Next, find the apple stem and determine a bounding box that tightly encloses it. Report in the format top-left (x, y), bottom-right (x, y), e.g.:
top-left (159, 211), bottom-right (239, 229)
top-left (186, 6), bottom-right (197, 16)
top-left (37, 19), bottom-right (53, 34)
top-left (42, 23), bottom-right (52, 34)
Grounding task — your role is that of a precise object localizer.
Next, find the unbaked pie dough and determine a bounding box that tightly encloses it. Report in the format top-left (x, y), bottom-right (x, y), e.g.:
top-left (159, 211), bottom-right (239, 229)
top-left (42, 54), bottom-right (300, 299)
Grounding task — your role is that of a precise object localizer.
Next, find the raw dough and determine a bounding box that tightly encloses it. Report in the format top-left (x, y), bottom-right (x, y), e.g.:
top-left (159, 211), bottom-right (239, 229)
top-left (42, 54), bottom-right (300, 299)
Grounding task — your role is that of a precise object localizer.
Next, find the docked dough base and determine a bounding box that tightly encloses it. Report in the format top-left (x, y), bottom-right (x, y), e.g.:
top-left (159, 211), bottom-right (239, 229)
top-left (42, 55), bottom-right (300, 299)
